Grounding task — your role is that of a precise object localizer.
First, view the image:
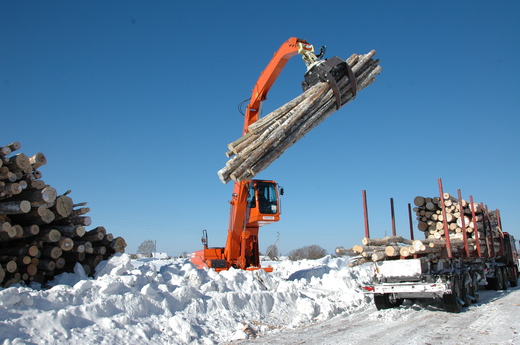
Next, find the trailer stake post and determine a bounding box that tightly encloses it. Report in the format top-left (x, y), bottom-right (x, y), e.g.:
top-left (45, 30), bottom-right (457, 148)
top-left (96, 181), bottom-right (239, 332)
top-left (362, 190), bottom-right (370, 239)
top-left (437, 178), bottom-right (453, 258)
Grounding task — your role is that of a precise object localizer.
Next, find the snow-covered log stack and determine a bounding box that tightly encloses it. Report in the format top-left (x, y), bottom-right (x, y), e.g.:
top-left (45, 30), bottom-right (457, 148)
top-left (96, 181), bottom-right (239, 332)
top-left (0, 142), bottom-right (127, 287)
top-left (218, 50), bottom-right (381, 184)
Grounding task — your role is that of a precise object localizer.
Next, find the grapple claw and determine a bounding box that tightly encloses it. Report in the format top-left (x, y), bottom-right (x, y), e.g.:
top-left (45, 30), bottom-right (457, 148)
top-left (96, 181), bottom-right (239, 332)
top-left (301, 56), bottom-right (357, 110)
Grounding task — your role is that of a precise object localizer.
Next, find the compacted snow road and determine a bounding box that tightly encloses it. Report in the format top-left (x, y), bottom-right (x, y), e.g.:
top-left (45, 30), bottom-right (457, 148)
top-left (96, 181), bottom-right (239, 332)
top-left (234, 287), bottom-right (520, 345)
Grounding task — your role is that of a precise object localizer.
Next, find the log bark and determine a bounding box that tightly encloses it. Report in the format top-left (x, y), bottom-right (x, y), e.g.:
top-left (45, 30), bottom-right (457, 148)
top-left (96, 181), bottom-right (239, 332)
top-left (385, 245), bottom-right (403, 257)
top-left (9, 186), bottom-right (57, 205)
top-left (82, 231), bottom-right (104, 242)
top-left (413, 196), bottom-right (425, 207)
top-left (61, 251), bottom-right (86, 262)
top-left (11, 224), bottom-right (23, 238)
top-left (335, 247), bottom-right (358, 256)
top-left (74, 241), bottom-right (93, 254)
top-left (51, 195), bottom-right (73, 218)
top-left (92, 246), bottom-right (106, 255)
top-left (371, 251), bottom-right (387, 261)
top-left (5, 153), bottom-right (30, 172)
top-left (0, 145), bottom-right (11, 157)
top-left (28, 152), bottom-right (46, 170)
top-left (41, 245), bottom-right (62, 259)
top-left (50, 225), bottom-right (86, 238)
top-left (0, 221), bottom-right (11, 232)
top-left (109, 237), bottom-right (127, 253)
top-left (38, 229), bottom-right (61, 243)
top-left (399, 246), bottom-right (411, 257)
top-left (71, 243), bottom-right (85, 253)
top-left (68, 216), bottom-right (91, 226)
top-left (57, 237), bottom-right (74, 251)
top-left (19, 245), bottom-right (39, 257)
top-left (55, 257), bottom-right (65, 269)
top-left (0, 183), bottom-right (23, 195)
top-left (24, 263), bottom-right (38, 276)
top-left (38, 259), bottom-right (56, 271)
top-left (71, 207), bottom-right (90, 217)
top-left (15, 256), bottom-right (32, 266)
top-left (362, 236), bottom-right (412, 246)
top-left (11, 205), bottom-right (55, 224)
top-left (0, 226), bottom-right (17, 240)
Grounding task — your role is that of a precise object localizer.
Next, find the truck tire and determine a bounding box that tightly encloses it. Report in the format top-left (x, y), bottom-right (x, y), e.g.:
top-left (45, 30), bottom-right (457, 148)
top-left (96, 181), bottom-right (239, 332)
top-left (500, 266), bottom-right (509, 290)
top-left (509, 266), bottom-right (519, 287)
top-left (443, 275), bottom-right (463, 313)
top-left (490, 266), bottom-right (505, 290)
top-left (374, 293), bottom-right (403, 310)
top-left (462, 272), bottom-right (473, 307)
top-left (471, 272), bottom-right (480, 304)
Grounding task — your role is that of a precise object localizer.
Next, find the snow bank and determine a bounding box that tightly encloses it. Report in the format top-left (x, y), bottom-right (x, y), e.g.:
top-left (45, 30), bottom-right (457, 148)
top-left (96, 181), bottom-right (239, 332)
top-left (0, 254), bottom-right (373, 344)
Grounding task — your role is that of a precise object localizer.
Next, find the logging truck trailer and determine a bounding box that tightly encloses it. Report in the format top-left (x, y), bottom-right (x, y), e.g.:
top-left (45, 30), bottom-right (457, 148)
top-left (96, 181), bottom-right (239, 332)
top-left (363, 233), bottom-right (518, 313)
top-left (362, 229), bottom-right (519, 313)
top-left (358, 179), bottom-right (519, 313)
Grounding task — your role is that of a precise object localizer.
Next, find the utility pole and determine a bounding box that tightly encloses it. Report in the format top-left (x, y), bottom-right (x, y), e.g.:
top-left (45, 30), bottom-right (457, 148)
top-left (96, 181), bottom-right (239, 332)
top-left (277, 232), bottom-right (281, 256)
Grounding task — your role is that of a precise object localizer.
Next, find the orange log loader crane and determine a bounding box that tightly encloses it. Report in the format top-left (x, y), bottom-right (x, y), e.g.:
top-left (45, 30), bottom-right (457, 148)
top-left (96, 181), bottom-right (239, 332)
top-left (190, 37), bottom-right (332, 272)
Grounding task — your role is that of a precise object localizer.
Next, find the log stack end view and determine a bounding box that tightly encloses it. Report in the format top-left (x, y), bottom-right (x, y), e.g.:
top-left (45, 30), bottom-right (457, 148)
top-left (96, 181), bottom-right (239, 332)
top-left (0, 142), bottom-right (127, 287)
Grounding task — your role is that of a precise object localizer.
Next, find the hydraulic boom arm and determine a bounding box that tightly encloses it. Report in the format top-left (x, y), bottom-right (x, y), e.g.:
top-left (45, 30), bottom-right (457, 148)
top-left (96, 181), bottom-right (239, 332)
top-left (243, 37), bottom-right (318, 133)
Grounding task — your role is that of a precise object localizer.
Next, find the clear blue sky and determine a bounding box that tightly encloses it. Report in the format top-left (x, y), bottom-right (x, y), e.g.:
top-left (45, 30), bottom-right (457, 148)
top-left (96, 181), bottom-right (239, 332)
top-left (2, 1), bottom-right (519, 257)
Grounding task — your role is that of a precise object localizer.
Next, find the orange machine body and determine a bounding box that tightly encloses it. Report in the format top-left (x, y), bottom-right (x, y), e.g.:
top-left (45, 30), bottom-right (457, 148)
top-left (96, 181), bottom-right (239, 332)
top-left (191, 38), bottom-right (315, 272)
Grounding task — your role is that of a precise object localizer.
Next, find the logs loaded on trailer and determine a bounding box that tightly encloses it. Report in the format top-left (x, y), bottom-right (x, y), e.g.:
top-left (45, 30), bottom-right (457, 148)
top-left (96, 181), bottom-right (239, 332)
top-left (338, 192), bottom-right (507, 265)
top-left (0, 142), bottom-right (127, 287)
top-left (218, 50), bottom-right (381, 184)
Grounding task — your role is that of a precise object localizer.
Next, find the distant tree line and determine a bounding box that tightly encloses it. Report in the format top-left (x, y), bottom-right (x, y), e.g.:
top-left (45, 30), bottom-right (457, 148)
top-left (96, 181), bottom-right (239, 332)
top-left (287, 245), bottom-right (327, 261)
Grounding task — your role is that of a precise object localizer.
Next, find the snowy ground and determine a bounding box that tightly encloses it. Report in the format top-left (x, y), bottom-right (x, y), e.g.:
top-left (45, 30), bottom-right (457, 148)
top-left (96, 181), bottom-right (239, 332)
top-left (0, 254), bottom-right (518, 345)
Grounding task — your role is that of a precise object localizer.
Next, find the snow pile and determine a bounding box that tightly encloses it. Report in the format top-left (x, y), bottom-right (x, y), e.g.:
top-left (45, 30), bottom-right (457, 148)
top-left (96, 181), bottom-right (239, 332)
top-left (0, 254), bottom-right (373, 344)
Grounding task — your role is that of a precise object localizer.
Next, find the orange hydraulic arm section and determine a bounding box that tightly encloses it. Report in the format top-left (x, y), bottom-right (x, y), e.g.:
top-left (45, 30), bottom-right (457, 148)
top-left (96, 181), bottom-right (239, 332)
top-left (241, 37), bottom-right (317, 133)
top-left (191, 38), bottom-right (319, 272)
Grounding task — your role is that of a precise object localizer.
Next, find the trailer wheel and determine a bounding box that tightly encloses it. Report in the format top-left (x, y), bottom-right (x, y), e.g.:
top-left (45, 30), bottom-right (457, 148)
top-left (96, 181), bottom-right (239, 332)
top-left (509, 266), bottom-right (519, 287)
top-left (462, 272), bottom-right (473, 307)
top-left (443, 275), bottom-right (463, 313)
top-left (374, 293), bottom-right (403, 310)
top-left (490, 266), bottom-right (505, 290)
top-left (500, 266), bottom-right (509, 290)
top-left (471, 272), bottom-right (480, 304)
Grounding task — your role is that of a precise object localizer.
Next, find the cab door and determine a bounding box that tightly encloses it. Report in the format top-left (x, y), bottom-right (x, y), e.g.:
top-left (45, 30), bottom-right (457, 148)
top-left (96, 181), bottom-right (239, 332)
top-left (247, 180), bottom-right (281, 226)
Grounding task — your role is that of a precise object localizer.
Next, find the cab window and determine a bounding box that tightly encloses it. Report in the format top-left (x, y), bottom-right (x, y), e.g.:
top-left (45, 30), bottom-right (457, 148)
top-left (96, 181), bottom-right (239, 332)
top-left (255, 182), bottom-right (277, 214)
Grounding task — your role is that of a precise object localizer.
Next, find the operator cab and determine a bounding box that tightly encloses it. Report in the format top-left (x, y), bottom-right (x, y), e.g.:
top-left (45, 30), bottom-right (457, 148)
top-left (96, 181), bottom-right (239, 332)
top-left (247, 180), bottom-right (281, 226)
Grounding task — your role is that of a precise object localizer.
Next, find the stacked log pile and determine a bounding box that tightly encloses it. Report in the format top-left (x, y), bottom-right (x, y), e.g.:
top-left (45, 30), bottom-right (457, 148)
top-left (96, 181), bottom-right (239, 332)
top-left (337, 192), bottom-right (503, 266)
top-left (413, 193), bottom-right (502, 257)
top-left (0, 142), bottom-right (126, 287)
top-left (218, 50), bottom-right (381, 184)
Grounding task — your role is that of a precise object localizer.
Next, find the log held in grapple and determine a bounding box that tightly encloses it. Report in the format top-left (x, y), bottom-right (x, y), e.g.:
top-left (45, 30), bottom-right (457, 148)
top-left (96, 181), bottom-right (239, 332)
top-left (218, 50), bottom-right (382, 184)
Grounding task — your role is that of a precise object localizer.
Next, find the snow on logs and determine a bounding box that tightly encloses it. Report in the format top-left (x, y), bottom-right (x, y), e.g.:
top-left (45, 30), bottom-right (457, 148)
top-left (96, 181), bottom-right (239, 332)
top-left (0, 142), bottom-right (127, 287)
top-left (218, 50), bottom-right (382, 184)
top-left (337, 193), bottom-right (503, 266)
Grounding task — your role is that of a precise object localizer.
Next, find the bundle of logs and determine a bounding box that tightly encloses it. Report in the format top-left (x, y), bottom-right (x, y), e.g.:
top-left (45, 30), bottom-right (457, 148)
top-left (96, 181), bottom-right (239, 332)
top-left (0, 142), bottom-right (127, 287)
top-left (337, 192), bottom-right (502, 266)
top-left (218, 50), bottom-right (381, 184)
